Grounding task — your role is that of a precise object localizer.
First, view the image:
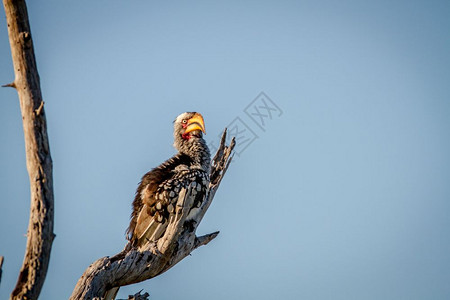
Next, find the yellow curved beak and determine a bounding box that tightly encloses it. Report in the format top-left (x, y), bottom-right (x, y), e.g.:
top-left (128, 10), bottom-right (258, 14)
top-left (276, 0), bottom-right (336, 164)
top-left (185, 113), bottom-right (206, 134)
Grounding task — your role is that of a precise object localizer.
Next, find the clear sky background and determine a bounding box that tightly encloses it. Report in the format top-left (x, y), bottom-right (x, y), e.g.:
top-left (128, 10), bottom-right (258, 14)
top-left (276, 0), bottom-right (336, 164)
top-left (1, 1), bottom-right (449, 299)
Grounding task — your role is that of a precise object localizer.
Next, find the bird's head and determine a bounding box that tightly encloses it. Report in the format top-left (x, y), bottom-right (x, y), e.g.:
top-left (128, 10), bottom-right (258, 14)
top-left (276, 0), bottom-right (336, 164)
top-left (173, 112), bottom-right (207, 152)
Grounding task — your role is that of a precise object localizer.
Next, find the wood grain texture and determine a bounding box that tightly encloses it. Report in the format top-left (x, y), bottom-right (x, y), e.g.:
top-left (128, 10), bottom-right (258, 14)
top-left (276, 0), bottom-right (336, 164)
top-left (70, 129), bottom-right (235, 300)
top-left (0, 256), bottom-right (4, 286)
top-left (2, 0), bottom-right (55, 299)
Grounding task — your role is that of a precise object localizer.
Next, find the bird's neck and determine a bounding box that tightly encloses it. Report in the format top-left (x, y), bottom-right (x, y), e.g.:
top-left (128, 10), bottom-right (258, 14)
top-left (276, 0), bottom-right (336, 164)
top-left (180, 137), bottom-right (210, 171)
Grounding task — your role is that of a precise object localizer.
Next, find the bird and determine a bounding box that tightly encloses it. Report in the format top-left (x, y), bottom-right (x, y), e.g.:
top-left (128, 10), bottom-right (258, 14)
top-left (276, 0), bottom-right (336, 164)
top-left (127, 112), bottom-right (211, 248)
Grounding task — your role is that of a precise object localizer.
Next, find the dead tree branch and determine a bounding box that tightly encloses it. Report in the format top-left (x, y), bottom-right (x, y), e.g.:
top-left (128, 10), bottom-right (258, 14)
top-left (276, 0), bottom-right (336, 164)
top-left (127, 290), bottom-right (150, 300)
top-left (2, 0), bottom-right (55, 299)
top-left (0, 256), bottom-right (4, 286)
top-left (70, 129), bottom-right (235, 300)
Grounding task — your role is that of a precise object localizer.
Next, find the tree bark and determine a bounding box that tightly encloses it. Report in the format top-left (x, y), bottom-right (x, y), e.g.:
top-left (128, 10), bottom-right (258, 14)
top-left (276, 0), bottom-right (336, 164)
top-left (70, 130), bottom-right (235, 300)
top-left (2, 0), bottom-right (55, 299)
top-left (0, 256), bottom-right (4, 286)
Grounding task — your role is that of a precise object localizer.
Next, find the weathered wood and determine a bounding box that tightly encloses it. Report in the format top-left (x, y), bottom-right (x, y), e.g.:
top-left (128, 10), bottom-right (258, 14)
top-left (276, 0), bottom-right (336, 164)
top-left (70, 129), bottom-right (235, 300)
top-left (2, 0), bottom-right (55, 299)
top-left (0, 256), bottom-right (4, 285)
top-left (127, 290), bottom-right (150, 300)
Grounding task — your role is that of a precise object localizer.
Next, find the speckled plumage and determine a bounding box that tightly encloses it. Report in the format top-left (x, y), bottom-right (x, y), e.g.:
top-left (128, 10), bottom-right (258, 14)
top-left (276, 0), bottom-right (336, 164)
top-left (127, 112), bottom-right (210, 247)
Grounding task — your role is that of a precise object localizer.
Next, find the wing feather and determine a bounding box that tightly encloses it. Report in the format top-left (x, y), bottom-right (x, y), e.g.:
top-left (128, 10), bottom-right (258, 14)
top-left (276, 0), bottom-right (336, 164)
top-left (127, 153), bottom-right (210, 247)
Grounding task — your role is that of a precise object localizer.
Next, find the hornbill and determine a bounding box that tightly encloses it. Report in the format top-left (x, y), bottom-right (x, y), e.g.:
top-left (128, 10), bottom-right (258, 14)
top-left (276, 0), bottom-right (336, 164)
top-left (127, 112), bottom-right (211, 248)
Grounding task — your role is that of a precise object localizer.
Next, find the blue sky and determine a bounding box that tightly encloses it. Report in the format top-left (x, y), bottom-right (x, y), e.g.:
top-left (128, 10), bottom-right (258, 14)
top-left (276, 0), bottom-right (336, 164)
top-left (1, 1), bottom-right (449, 299)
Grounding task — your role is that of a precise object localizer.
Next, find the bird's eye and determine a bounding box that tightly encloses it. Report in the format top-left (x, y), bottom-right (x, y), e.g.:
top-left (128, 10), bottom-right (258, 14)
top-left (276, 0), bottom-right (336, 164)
top-left (182, 119), bottom-right (187, 124)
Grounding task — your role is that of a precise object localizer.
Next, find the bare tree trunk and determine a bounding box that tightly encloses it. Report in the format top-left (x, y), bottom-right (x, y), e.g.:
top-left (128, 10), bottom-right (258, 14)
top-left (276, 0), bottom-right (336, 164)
top-left (2, 0), bottom-right (55, 299)
top-left (70, 130), bottom-right (235, 300)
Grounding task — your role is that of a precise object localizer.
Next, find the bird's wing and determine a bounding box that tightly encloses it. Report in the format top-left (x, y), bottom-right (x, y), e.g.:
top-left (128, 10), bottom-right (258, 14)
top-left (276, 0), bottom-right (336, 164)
top-left (131, 171), bottom-right (167, 245)
top-left (135, 203), bottom-right (168, 246)
top-left (128, 153), bottom-right (210, 247)
top-left (134, 182), bottom-right (170, 245)
top-left (132, 171), bottom-right (210, 247)
top-left (127, 155), bottom-right (187, 244)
